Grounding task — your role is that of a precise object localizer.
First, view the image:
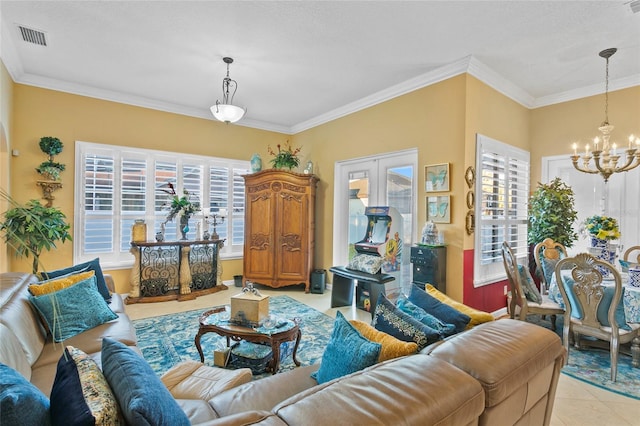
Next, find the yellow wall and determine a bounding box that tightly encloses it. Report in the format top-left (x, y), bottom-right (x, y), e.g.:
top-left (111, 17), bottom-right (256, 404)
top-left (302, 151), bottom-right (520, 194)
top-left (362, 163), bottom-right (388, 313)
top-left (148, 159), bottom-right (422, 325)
top-left (10, 84), bottom-right (288, 290)
top-left (294, 75), bottom-right (468, 300)
top-left (530, 86), bottom-right (640, 185)
top-left (6, 69), bottom-right (639, 305)
top-left (1, 60), bottom-right (14, 272)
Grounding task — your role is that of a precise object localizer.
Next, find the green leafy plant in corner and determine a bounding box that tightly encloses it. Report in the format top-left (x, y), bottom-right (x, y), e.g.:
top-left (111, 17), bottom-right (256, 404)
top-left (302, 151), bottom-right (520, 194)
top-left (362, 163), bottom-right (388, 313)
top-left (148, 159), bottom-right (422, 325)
top-left (35, 136), bottom-right (66, 181)
top-left (528, 177), bottom-right (578, 248)
top-left (0, 191), bottom-right (72, 273)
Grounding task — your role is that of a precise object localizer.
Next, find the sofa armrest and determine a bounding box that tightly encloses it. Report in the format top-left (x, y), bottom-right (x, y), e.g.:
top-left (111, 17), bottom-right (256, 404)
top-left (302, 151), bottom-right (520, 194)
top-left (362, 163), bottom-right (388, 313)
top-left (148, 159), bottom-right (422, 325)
top-left (161, 360), bottom-right (252, 401)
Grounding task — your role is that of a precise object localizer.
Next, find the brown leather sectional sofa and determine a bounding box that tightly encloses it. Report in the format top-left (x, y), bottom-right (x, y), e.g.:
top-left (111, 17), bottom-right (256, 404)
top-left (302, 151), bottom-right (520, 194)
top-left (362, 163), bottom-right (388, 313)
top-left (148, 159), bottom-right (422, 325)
top-left (1, 272), bottom-right (566, 425)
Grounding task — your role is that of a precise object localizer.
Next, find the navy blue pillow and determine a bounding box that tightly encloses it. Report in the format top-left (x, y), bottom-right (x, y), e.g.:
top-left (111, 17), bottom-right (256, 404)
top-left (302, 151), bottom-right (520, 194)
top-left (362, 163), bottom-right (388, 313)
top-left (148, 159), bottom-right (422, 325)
top-left (312, 312), bottom-right (381, 384)
top-left (396, 296), bottom-right (457, 338)
top-left (408, 284), bottom-right (470, 333)
top-left (0, 363), bottom-right (51, 426)
top-left (101, 338), bottom-right (189, 426)
top-left (372, 293), bottom-right (441, 350)
top-left (40, 258), bottom-right (111, 302)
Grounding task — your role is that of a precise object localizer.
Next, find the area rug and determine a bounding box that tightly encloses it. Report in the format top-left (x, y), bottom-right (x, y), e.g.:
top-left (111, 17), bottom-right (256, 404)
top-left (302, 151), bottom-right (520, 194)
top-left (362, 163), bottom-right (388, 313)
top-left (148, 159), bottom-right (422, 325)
top-left (132, 295), bottom-right (333, 378)
top-left (529, 315), bottom-right (639, 400)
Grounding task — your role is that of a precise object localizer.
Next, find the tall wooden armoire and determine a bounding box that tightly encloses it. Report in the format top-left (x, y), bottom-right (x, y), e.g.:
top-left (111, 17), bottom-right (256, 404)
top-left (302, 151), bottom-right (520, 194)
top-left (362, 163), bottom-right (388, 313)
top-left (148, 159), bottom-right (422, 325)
top-left (243, 170), bottom-right (318, 293)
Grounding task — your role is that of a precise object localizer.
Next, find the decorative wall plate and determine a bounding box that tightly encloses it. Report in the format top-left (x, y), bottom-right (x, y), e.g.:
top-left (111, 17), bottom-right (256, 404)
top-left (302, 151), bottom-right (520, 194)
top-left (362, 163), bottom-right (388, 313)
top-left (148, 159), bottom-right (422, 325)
top-left (465, 166), bottom-right (475, 189)
top-left (466, 191), bottom-right (475, 209)
top-left (465, 211), bottom-right (475, 235)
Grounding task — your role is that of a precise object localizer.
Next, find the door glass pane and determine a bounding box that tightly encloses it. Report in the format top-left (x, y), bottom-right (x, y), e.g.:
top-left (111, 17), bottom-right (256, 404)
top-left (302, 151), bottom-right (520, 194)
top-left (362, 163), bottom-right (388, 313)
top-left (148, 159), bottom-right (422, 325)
top-left (348, 170), bottom-right (369, 261)
top-left (386, 165), bottom-right (413, 294)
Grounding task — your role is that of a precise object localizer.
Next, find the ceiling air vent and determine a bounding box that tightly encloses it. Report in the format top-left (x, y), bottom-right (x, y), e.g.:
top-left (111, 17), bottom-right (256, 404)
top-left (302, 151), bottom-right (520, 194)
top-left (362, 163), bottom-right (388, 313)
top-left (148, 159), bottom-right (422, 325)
top-left (630, 0), bottom-right (640, 14)
top-left (17, 25), bottom-right (47, 46)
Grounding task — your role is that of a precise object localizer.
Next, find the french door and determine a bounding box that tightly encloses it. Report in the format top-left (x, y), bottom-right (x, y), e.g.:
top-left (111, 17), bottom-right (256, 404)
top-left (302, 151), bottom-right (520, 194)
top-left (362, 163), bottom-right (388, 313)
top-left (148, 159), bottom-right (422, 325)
top-left (333, 149), bottom-right (417, 286)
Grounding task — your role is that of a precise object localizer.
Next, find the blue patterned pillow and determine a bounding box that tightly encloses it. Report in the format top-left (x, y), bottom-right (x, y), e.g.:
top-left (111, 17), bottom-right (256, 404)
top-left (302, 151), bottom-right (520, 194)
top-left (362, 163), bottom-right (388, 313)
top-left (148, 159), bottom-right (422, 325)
top-left (0, 363), bottom-right (51, 426)
top-left (408, 284), bottom-right (470, 333)
top-left (517, 265), bottom-right (543, 304)
top-left (347, 254), bottom-right (384, 274)
top-left (312, 312), bottom-right (381, 384)
top-left (50, 346), bottom-right (120, 426)
top-left (29, 276), bottom-right (118, 342)
top-left (372, 294), bottom-right (441, 350)
top-left (40, 258), bottom-right (111, 302)
top-left (539, 255), bottom-right (559, 286)
top-left (396, 296), bottom-right (457, 338)
top-left (101, 338), bottom-right (190, 426)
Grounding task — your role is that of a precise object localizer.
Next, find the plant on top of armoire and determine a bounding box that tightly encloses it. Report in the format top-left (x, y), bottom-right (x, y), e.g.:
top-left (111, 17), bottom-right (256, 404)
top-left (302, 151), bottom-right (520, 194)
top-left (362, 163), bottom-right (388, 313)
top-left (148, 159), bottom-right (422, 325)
top-left (268, 140), bottom-right (301, 170)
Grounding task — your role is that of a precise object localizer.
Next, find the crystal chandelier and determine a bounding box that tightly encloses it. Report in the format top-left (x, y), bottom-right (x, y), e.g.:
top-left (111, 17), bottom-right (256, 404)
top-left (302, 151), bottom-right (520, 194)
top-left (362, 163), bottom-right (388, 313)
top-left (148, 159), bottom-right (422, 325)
top-left (570, 48), bottom-right (640, 182)
top-left (210, 57), bottom-right (246, 124)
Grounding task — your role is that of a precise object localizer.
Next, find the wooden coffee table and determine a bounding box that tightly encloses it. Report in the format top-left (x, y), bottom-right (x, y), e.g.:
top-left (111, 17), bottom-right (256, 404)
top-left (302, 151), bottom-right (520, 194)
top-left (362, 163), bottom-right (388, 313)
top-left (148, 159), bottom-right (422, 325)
top-left (195, 306), bottom-right (302, 374)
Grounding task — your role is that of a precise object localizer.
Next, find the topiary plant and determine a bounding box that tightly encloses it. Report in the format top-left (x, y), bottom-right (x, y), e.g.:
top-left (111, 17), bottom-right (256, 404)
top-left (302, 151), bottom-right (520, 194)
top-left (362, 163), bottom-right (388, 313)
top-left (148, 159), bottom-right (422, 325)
top-left (0, 194), bottom-right (72, 273)
top-left (36, 136), bottom-right (66, 181)
top-left (528, 177), bottom-right (578, 248)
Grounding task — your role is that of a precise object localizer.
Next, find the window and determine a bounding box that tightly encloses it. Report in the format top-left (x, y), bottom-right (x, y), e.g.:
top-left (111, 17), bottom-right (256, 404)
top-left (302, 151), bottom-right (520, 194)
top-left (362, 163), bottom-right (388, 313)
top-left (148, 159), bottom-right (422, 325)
top-left (474, 134), bottom-right (530, 287)
top-left (74, 141), bottom-right (250, 269)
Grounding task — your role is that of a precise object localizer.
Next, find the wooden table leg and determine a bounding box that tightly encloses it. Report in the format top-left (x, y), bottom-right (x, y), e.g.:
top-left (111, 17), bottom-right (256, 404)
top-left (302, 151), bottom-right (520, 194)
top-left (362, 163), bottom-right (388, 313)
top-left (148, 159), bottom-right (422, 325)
top-left (194, 328), bottom-right (206, 362)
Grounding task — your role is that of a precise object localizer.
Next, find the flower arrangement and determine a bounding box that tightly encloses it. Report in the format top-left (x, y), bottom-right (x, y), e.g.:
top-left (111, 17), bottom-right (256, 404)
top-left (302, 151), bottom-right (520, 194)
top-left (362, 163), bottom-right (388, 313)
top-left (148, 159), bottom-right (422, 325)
top-left (159, 182), bottom-right (201, 222)
top-left (584, 215), bottom-right (620, 241)
top-left (268, 140), bottom-right (301, 170)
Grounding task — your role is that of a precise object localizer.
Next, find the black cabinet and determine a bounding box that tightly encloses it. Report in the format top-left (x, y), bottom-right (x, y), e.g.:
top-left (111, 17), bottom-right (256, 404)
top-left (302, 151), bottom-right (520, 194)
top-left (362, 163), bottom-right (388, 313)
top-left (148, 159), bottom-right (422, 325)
top-left (410, 245), bottom-right (446, 292)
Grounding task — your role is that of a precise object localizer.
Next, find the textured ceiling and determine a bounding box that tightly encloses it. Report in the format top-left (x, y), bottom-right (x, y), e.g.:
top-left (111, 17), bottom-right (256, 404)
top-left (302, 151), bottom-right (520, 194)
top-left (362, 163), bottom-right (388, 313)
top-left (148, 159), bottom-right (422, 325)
top-left (1, 1), bottom-right (639, 134)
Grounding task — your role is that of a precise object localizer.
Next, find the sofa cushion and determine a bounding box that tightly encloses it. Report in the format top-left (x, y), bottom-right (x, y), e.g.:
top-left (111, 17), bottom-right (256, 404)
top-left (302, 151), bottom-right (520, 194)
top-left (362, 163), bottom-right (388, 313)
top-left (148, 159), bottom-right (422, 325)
top-left (101, 338), bottom-right (189, 426)
top-left (312, 311), bottom-right (381, 384)
top-left (347, 254), bottom-right (384, 274)
top-left (29, 276), bottom-right (118, 342)
top-left (40, 258), bottom-right (111, 302)
top-left (408, 284), bottom-right (470, 333)
top-left (348, 320), bottom-right (418, 361)
top-left (396, 296), bottom-right (457, 338)
top-left (0, 363), bottom-right (51, 426)
top-left (28, 271), bottom-right (95, 296)
top-left (50, 346), bottom-right (120, 426)
top-left (425, 284), bottom-right (494, 328)
top-left (0, 324), bottom-right (32, 380)
top-left (371, 293), bottom-right (440, 350)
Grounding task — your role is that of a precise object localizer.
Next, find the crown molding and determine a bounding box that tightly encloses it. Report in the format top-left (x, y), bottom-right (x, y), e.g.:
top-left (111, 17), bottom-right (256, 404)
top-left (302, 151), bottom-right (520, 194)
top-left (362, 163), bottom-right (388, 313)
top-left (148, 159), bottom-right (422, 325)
top-left (532, 74), bottom-right (640, 108)
top-left (290, 56), bottom-right (471, 134)
top-left (466, 56), bottom-right (535, 107)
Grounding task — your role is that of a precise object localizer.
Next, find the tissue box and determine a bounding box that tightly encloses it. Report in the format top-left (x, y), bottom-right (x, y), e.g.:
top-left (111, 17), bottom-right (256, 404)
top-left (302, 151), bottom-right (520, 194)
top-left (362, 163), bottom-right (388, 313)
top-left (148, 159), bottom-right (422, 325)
top-left (231, 292), bottom-right (269, 326)
top-left (213, 348), bottom-right (231, 367)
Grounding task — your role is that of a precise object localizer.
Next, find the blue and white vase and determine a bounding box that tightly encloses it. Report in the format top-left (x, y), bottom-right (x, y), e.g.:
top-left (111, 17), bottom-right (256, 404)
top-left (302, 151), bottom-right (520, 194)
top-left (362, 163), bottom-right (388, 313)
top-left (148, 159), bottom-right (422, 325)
top-left (250, 153), bottom-right (262, 173)
top-left (590, 237), bottom-right (616, 275)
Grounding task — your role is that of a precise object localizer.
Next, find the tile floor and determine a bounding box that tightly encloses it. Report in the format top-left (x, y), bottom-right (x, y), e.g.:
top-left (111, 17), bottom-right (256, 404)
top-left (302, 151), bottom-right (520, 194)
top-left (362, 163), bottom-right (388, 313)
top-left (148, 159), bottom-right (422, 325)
top-left (124, 283), bottom-right (639, 426)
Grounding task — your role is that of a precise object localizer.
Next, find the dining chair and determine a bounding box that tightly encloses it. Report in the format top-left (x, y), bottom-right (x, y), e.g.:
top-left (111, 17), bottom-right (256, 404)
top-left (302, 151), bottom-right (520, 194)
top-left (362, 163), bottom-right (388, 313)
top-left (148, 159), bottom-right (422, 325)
top-left (555, 252), bottom-right (640, 382)
top-left (501, 241), bottom-right (564, 330)
top-left (623, 245), bottom-right (640, 263)
top-left (534, 238), bottom-right (568, 295)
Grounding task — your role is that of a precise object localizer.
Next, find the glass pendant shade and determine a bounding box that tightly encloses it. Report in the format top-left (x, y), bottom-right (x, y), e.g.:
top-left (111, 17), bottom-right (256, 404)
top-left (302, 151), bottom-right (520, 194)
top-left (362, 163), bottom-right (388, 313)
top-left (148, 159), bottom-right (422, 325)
top-left (211, 103), bottom-right (246, 124)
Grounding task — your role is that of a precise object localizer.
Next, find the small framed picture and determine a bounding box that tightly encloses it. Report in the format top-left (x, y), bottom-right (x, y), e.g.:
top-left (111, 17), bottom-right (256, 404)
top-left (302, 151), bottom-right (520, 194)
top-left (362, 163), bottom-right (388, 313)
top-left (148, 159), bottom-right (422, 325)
top-left (426, 195), bottom-right (451, 224)
top-left (425, 163), bottom-right (450, 192)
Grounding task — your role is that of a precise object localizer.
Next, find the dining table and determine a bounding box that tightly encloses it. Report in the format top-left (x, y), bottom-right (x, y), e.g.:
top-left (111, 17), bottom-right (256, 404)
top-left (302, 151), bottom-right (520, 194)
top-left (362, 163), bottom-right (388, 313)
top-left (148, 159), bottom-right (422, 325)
top-left (548, 271), bottom-right (640, 324)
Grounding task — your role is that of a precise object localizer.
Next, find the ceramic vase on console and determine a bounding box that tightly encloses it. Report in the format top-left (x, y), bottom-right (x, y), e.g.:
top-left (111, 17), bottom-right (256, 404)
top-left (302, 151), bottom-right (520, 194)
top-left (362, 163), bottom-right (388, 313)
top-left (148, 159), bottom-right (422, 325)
top-left (180, 215), bottom-right (190, 240)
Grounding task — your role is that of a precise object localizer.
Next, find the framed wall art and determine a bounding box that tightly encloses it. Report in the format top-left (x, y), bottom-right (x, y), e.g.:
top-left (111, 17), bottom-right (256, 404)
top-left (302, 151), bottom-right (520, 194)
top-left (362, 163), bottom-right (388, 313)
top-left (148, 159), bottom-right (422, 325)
top-left (425, 163), bottom-right (450, 192)
top-left (426, 195), bottom-right (451, 224)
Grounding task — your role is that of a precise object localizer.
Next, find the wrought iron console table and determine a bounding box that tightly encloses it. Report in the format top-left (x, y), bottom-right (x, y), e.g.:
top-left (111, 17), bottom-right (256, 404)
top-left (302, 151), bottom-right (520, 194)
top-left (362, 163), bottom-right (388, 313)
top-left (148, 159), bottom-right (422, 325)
top-left (126, 239), bottom-right (227, 304)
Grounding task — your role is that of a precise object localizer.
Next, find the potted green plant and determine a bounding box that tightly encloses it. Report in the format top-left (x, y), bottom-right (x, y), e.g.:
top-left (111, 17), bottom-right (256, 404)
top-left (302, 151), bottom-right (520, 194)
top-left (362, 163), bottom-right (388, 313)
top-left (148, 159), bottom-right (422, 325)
top-left (268, 140), bottom-right (301, 170)
top-left (35, 136), bottom-right (66, 181)
top-left (528, 177), bottom-right (578, 248)
top-left (0, 194), bottom-right (72, 274)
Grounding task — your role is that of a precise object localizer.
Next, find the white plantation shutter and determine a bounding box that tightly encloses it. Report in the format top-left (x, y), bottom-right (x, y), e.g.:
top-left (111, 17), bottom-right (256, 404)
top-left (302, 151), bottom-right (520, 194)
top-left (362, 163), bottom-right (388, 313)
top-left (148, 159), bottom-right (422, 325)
top-left (75, 142), bottom-right (250, 267)
top-left (474, 134), bottom-right (530, 286)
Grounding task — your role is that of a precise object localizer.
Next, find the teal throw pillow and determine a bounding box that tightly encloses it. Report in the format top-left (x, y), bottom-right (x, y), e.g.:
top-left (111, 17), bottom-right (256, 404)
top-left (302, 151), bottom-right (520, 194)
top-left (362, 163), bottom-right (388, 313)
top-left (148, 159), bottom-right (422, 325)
top-left (396, 296), bottom-right (457, 338)
top-left (408, 284), bottom-right (470, 333)
top-left (312, 312), bottom-right (381, 384)
top-left (539, 254), bottom-right (560, 286)
top-left (517, 265), bottom-right (543, 304)
top-left (29, 276), bottom-right (118, 342)
top-left (101, 338), bottom-right (190, 426)
top-left (40, 258), bottom-right (111, 302)
top-left (372, 293), bottom-right (441, 350)
top-left (0, 363), bottom-right (51, 426)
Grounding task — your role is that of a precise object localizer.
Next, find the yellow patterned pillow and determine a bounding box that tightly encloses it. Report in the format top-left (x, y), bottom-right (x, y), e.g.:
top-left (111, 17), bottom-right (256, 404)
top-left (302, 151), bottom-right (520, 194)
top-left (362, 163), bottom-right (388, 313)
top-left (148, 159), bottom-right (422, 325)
top-left (424, 284), bottom-right (494, 328)
top-left (349, 320), bottom-right (418, 362)
top-left (28, 271), bottom-right (95, 296)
